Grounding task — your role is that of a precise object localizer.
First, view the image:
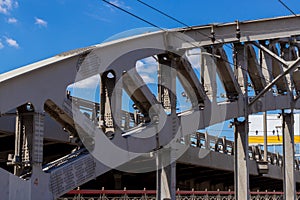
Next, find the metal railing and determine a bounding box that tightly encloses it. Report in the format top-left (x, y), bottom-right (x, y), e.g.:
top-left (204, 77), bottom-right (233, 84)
top-left (188, 132), bottom-right (300, 170)
top-left (68, 96), bottom-right (300, 170)
top-left (58, 189), bottom-right (300, 200)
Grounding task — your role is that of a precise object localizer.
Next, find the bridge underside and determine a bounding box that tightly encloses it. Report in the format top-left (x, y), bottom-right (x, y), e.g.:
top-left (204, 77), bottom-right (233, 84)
top-left (76, 163), bottom-right (297, 192)
top-left (1, 15), bottom-right (300, 199)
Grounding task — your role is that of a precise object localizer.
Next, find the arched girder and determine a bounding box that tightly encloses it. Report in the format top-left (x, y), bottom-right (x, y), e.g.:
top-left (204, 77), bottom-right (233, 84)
top-left (122, 69), bottom-right (159, 121)
top-left (180, 15), bottom-right (300, 47)
top-left (246, 44), bottom-right (267, 94)
top-left (201, 47), bottom-right (218, 101)
top-left (233, 43), bottom-right (248, 94)
top-left (269, 43), bottom-right (289, 93)
top-left (293, 68), bottom-right (300, 96)
top-left (1, 15), bottom-right (300, 114)
top-left (0, 27), bottom-right (299, 138)
top-left (214, 46), bottom-right (242, 100)
top-left (174, 54), bottom-right (207, 108)
top-left (281, 44), bottom-right (300, 95)
top-left (0, 32), bottom-right (169, 114)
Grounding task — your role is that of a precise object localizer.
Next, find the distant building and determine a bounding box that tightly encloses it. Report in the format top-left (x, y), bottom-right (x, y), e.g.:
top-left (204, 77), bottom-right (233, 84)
top-left (249, 113), bottom-right (300, 158)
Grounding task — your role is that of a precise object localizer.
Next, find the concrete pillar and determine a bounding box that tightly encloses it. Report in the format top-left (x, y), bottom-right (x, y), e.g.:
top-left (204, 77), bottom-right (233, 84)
top-left (13, 105), bottom-right (44, 176)
top-left (234, 119), bottom-right (250, 200)
top-left (156, 150), bottom-right (176, 200)
top-left (263, 111), bottom-right (268, 161)
top-left (14, 110), bottom-right (22, 176)
top-left (100, 71), bottom-right (116, 134)
top-left (157, 53), bottom-right (177, 200)
top-left (32, 112), bottom-right (45, 165)
top-left (25, 111), bottom-right (48, 200)
top-left (282, 112), bottom-right (296, 200)
top-left (12, 105), bottom-right (49, 200)
top-left (201, 47), bottom-right (217, 102)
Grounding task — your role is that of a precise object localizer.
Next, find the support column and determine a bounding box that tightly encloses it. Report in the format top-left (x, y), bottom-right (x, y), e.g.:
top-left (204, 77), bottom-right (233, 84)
top-left (157, 53), bottom-right (177, 200)
top-left (156, 150), bottom-right (176, 200)
top-left (234, 119), bottom-right (250, 200)
top-left (32, 112), bottom-right (45, 165)
top-left (263, 111), bottom-right (268, 161)
top-left (13, 104), bottom-right (44, 176)
top-left (201, 47), bottom-right (217, 102)
top-left (14, 110), bottom-right (23, 176)
top-left (30, 111), bottom-right (51, 200)
top-left (282, 112), bottom-right (296, 200)
top-left (233, 43), bottom-right (250, 199)
top-left (100, 71), bottom-right (116, 136)
top-left (11, 103), bottom-right (50, 200)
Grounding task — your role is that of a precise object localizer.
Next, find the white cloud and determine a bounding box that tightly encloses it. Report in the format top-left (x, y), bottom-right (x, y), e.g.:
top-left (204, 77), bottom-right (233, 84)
top-left (140, 74), bottom-right (155, 84)
top-left (136, 61), bottom-right (157, 74)
top-left (106, 0), bottom-right (131, 10)
top-left (0, 41), bottom-right (4, 49)
top-left (135, 57), bottom-right (158, 84)
top-left (109, 0), bottom-right (121, 7)
top-left (186, 48), bottom-right (201, 66)
top-left (7, 17), bottom-right (17, 23)
top-left (0, 0), bottom-right (18, 14)
top-left (35, 17), bottom-right (47, 27)
top-left (85, 12), bottom-right (110, 22)
top-left (136, 57), bottom-right (157, 74)
top-left (5, 37), bottom-right (19, 48)
top-left (139, 64), bottom-right (157, 74)
top-left (186, 49), bottom-right (202, 76)
top-left (69, 75), bottom-right (100, 89)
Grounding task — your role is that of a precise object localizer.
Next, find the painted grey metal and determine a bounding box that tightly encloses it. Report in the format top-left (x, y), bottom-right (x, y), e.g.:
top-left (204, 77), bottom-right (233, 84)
top-left (176, 55), bottom-right (206, 107)
top-left (156, 53), bottom-right (177, 200)
top-left (201, 48), bottom-right (217, 101)
top-left (181, 15), bottom-right (300, 47)
top-left (156, 151), bottom-right (176, 200)
top-left (0, 15), bottom-right (300, 200)
top-left (234, 120), bottom-right (250, 200)
top-left (215, 46), bottom-right (242, 99)
top-left (234, 43), bottom-right (250, 199)
top-left (252, 41), bottom-right (289, 68)
top-left (246, 44), bottom-right (266, 93)
top-left (282, 112), bottom-right (296, 200)
top-left (263, 111), bottom-right (268, 162)
top-left (270, 44), bottom-right (290, 93)
top-left (249, 57), bottom-right (300, 106)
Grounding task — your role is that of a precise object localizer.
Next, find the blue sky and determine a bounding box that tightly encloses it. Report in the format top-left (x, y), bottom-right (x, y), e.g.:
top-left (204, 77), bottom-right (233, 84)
top-left (0, 0), bottom-right (299, 73)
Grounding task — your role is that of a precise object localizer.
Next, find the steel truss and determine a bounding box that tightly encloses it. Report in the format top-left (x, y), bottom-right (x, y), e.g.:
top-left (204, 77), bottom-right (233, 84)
top-left (0, 15), bottom-right (300, 199)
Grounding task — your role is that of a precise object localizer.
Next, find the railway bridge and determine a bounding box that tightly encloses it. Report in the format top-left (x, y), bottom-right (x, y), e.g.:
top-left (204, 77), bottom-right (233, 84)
top-left (0, 15), bottom-right (300, 199)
